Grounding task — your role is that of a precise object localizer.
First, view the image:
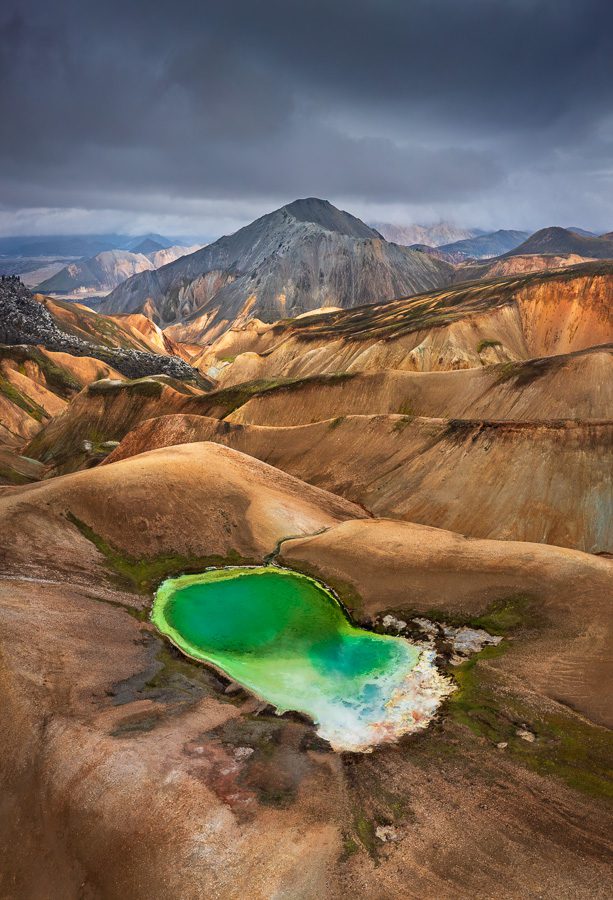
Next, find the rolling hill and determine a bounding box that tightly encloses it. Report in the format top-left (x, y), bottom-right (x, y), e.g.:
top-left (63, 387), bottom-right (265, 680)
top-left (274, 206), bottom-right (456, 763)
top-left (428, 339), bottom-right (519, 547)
top-left (196, 261), bottom-right (613, 385)
top-left (3, 252), bottom-right (613, 900)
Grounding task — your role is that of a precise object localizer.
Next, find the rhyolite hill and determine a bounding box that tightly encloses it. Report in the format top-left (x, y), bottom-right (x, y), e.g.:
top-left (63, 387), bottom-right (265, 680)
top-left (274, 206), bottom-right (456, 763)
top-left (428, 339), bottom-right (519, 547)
top-left (100, 198), bottom-right (454, 342)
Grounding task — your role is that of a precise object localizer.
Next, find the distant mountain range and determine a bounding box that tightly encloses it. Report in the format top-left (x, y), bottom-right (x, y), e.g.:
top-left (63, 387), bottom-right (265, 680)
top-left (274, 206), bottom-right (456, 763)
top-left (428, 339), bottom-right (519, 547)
top-left (371, 221), bottom-right (482, 247)
top-left (505, 227), bottom-right (613, 259)
top-left (0, 232), bottom-right (177, 259)
top-left (435, 229), bottom-right (531, 261)
top-left (100, 198), bottom-right (454, 342)
top-left (36, 245), bottom-right (201, 295)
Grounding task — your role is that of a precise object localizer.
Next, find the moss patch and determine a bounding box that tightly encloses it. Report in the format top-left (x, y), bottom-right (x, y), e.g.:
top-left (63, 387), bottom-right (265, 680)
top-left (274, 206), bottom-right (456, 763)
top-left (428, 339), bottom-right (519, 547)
top-left (477, 339), bottom-right (502, 353)
top-left (447, 651), bottom-right (613, 800)
top-left (0, 345), bottom-right (82, 396)
top-left (0, 374), bottom-right (48, 422)
top-left (202, 372), bottom-right (357, 416)
top-left (392, 415), bottom-right (414, 434)
top-left (87, 377), bottom-right (164, 398)
top-left (65, 511), bottom-right (257, 594)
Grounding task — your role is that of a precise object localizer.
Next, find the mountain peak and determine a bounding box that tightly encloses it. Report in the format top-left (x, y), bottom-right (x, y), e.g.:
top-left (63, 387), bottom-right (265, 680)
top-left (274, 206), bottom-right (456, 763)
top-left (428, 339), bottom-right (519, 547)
top-left (131, 237), bottom-right (165, 255)
top-left (280, 198), bottom-right (380, 240)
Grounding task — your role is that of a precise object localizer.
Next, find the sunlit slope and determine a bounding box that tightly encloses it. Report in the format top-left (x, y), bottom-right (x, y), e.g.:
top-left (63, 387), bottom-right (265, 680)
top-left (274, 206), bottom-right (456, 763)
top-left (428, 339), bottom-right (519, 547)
top-left (0, 344), bottom-right (121, 449)
top-left (104, 416), bottom-right (613, 553)
top-left (31, 340), bottom-right (613, 473)
top-left (201, 263), bottom-right (613, 386)
top-left (226, 347), bottom-right (613, 425)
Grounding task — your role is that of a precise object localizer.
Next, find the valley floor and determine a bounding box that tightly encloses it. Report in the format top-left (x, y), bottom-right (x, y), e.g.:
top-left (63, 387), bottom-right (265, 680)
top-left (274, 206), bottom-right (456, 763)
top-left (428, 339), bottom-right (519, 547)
top-left (1, 264), bottom-right (612, 899)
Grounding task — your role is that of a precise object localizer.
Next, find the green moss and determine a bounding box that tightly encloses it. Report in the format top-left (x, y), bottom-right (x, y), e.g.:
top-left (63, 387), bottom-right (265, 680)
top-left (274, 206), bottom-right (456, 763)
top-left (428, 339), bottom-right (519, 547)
top-left (392, 415), bottom-right (413, 434)
top-left (329, 416), bottom-right (345, 429)
top-left (341, 837), bottom-right (360, 860)
top-left (477, 339), bottom-right (502, 353)
top-left (0, 374), bottom-right (47, 422)
top-left (87, 378), bottom-right (164, 398)
top-left (204, 372), bottom-right (357, 416)
top-left (398, 400), bottom-right (414, 416)
top-left (383, 593), bottom-right (612, 799)
top-left (447, 650), bottom-right (613, 800)
top-left (386, 593), bottom-right (540, 637)
top-left (472, 593), bottom-right (542, 634)
top-left (65, 511), bottom-right (256, 594)
top-left (494, 357), bottom-right (563, 387)
top-left (354, 811), bottom-right (378, 860)
top-left (0, 463), bottom-right (36, 485)
top-left (0, 346), bottom-right (82, 396)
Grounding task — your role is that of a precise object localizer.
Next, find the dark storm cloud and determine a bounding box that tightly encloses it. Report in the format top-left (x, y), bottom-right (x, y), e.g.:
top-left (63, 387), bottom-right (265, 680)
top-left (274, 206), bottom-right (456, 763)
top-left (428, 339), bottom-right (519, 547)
top-left (1, 0), bottom-right (612, 234)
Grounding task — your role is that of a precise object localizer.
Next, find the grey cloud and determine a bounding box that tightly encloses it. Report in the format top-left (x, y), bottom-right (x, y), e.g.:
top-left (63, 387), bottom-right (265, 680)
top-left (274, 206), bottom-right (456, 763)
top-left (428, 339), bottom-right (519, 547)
top-left (1, 0), bottom-right (612, 234)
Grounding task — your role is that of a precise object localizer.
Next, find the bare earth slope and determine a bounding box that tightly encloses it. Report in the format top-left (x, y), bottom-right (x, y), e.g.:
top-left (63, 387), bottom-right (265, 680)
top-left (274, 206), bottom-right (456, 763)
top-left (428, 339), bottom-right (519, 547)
top-left (200, 262), bottom-right (613, 386)
top-left (225, 347), bottom-right (613, 425)
top-left (0, 445), bottom-right (610, 899)
top-left (104, 416), bottom-right (613, 553)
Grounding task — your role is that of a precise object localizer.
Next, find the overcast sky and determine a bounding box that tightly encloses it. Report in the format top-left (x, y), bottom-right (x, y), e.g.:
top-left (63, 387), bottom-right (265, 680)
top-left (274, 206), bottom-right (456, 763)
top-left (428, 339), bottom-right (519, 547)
top-left (1, 0), bottom-right (612, 238)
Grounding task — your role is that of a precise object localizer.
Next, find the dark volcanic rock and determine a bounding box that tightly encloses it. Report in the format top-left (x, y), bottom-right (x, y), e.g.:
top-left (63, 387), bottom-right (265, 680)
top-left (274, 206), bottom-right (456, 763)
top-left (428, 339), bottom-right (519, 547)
top-left (0, 278), bottom-right (198, 381)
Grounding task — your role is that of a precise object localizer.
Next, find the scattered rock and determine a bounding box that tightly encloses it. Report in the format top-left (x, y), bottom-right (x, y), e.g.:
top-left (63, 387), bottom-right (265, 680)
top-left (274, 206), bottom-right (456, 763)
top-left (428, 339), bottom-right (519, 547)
top-left (375, 825), bottom-right (401, 843)
top-left (442, 625), bottom-right (502, 663)
top-left (382, 614), bottom-right (407, 632)
top-left (233, 746), bottom-right (255, 761)
top-left (516, 727), bottom-right (536, 743)
top-left (496, 741), bottom-right (508, 750)
top-left (412, 617), bottom-right (439, 639)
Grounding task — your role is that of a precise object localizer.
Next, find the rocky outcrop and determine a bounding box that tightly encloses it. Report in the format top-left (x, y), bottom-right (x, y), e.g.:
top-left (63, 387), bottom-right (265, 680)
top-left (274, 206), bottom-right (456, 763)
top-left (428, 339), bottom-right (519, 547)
top-left (0, 279), bottom-right (200, 381)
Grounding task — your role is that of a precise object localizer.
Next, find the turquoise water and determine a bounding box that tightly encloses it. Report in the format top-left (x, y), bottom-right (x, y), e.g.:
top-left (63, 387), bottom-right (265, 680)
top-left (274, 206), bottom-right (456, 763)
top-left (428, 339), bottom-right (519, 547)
top-left (152, 566), bottom-right (451, 751)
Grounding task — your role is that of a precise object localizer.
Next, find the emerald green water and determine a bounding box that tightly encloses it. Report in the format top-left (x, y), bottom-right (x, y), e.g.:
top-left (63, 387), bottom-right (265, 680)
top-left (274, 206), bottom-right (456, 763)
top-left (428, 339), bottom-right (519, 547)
top-left (152, 566), bottom-right (451, 751)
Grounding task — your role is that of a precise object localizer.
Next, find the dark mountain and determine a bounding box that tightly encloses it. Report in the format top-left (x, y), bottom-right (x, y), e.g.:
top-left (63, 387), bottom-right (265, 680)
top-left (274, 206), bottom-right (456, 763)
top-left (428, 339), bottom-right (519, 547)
top-left (100, 198), bottom-right (454, 342)
top-left (505, 227), bottom-right (613, 259)
top-left (124, 233), bottom-right (174, 252)
top-left (438, 229), bottom-right (530, 260)
top-left (130, 238), bottom-right (165, 254)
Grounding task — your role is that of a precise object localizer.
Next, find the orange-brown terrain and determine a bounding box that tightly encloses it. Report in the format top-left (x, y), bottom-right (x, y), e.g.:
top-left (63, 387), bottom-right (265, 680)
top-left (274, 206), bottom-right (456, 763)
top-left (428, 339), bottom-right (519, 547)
top-left (1, 263), bottom-right (612, 899)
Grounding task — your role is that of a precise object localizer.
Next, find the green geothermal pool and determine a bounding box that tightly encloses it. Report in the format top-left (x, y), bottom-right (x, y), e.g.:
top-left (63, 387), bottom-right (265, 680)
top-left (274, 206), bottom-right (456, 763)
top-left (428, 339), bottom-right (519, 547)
top-left (152, 566), bottom-right (451, 752)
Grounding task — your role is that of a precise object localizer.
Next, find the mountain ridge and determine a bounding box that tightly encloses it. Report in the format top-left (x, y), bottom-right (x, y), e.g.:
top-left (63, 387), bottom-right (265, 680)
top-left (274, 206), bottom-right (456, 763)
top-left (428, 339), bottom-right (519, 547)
top-left (100, 198), bottom-right (454, 341)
